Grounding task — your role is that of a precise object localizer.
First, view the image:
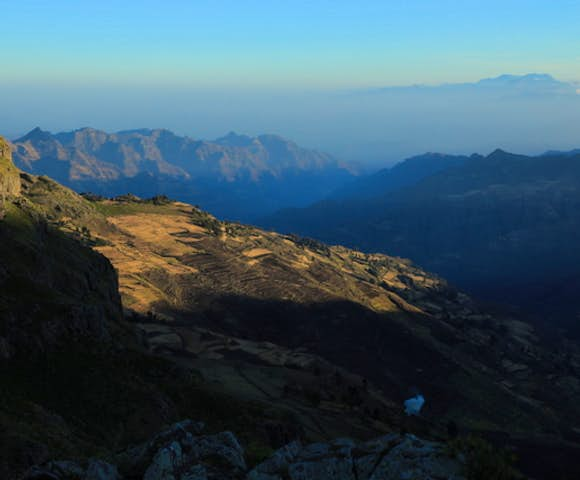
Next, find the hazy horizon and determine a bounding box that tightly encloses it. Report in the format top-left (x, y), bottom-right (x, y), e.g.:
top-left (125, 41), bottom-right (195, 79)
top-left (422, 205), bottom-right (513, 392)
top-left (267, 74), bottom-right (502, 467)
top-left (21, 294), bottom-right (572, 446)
top-left (4, 73), bottom-right (580, 168)
top-left (2, 1), bottom-right (580, 166)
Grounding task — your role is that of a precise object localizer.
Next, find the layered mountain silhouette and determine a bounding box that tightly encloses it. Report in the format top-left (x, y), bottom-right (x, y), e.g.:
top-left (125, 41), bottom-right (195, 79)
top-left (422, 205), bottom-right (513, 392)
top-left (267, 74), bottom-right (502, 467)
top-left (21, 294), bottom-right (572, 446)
top-left (329, 152), bottom-right (477, 200)
top-left (261, 148), bottom-right (580, 335)
top-left (11, 127), bottom-right (357, 221)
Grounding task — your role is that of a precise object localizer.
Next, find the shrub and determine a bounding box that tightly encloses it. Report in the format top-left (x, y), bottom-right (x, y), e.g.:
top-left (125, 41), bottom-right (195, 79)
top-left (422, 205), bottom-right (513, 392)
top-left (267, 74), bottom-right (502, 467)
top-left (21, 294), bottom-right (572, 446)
top-left (190, 209), bottom-right (221, 235)
top-left (145, 195), bottom-right (172, 205)
top-left (288, 234), bottom-right (330, 256)
top-left (80, 192), bottom-right (106, 202)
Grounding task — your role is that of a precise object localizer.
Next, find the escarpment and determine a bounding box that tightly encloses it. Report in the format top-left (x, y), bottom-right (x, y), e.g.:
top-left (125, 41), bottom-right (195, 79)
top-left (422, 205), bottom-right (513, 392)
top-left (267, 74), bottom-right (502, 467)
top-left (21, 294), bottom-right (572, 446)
top-left (0, 135), bottom-right (123, 358)
top-left (0, 137), bottom-right (21, 215)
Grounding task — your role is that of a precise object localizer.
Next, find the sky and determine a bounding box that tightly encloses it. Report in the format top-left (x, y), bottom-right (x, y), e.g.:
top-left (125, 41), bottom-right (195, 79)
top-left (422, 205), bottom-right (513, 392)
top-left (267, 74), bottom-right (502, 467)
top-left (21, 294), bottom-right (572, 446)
top-left (1, 0), bottom-right (580, 164)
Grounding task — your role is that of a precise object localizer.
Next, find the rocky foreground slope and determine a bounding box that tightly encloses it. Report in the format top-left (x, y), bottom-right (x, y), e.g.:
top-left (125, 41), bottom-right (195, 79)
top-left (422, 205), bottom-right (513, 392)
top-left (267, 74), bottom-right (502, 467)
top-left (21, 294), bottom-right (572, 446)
top-left (1, 135), bottom-right (580, 478)
top-left (24, 420), bottom-right (471, 480)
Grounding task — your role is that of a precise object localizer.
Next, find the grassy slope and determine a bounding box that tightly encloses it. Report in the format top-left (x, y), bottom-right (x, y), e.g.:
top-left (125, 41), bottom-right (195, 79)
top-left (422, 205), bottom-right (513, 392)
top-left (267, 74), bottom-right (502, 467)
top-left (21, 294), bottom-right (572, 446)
top-left (0, 181), bottom-right (295, 478)
top-left (78, 197), bottom-right (580, 441)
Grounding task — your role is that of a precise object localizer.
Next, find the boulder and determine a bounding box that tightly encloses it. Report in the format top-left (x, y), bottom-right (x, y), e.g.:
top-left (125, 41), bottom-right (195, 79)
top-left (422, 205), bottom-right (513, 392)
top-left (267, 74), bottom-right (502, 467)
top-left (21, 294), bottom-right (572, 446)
top-left (23, 421), bottom-right (465, 480)
top-left (180, 464), bottom-right (208, 480)
top-left (119, 421), bottom-right (245, 479)
top-left (251, 433), bottom-right (465, 480)
top-left (184, 431), bottom-right (247, 473)
top-left (288, 456), bottom-right (355, 480)
top-left (23, 460), bottom-right (84, 480)
top-left (0, 136), bottom-right (21, 200)
top-left (247, 441), bottom-right (302, 480)
top-left (117, 420), bottom-right (204, 477)
top-left (143, 441), bottom-right (183, 480)
top-left (85, 460), bottom-right (121, 480)
top-left (368, 435), bottom-right (464, 480)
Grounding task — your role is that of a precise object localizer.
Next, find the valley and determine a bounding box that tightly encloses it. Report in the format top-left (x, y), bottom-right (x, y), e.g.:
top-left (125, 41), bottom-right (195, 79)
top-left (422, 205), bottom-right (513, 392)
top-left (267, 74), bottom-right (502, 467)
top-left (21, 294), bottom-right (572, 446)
top-left (3, 133), bottom-right (580, 478)
top-left (4, 1), bottom-right (580, 478)
top-left (262, 148), bottom-right (580, 338)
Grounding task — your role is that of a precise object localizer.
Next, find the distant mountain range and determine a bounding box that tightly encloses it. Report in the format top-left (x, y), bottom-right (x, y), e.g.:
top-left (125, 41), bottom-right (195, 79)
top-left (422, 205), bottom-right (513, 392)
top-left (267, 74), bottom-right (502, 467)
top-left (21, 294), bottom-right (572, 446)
top-left (261, 147), bottom-right (580, 334)
top-left (367, 73), bottom-right (579, 98)
top-left (329, 152), bottom-right (478, 200)
top-left (11, 127), bottom-right (358, 221)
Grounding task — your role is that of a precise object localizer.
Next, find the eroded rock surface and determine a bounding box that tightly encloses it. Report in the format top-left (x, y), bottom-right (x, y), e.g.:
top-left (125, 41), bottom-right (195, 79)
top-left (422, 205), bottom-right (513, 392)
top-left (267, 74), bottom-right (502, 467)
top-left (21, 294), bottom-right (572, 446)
top-left (0, 136), bottom-right (21, 215)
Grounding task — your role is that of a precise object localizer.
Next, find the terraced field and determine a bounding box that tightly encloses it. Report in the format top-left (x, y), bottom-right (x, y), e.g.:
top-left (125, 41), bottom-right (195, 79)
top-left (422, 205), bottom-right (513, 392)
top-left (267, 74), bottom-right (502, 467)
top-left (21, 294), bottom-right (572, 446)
top-left (68, 196), bottom-right (580, 450)
top-left (5, 166), bottom-right (580, 477)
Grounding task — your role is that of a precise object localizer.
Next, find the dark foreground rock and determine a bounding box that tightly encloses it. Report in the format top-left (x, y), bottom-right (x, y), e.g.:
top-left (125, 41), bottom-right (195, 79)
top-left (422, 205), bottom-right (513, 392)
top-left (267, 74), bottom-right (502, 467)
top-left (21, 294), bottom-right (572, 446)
top-left (23, 420), bottom-right (465, 480)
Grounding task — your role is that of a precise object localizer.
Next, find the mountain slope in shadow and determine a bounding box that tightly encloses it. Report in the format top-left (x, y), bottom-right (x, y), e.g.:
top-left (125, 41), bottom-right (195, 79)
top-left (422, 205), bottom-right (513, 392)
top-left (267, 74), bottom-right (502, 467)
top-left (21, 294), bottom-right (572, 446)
top-left (261, 148), bottom-right (580, 336)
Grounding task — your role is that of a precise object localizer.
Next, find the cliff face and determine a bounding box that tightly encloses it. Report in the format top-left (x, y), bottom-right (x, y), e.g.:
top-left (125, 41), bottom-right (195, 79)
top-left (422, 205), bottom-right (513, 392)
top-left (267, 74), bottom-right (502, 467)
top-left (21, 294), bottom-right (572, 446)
top-left (0, 220), bottom-right (123, 358)
top-left (0, 136), bottom-right (123, 358)
top-left (0, 136), bottom-right (21, 203)
top-left (0, 140), bottom-right (133, 478)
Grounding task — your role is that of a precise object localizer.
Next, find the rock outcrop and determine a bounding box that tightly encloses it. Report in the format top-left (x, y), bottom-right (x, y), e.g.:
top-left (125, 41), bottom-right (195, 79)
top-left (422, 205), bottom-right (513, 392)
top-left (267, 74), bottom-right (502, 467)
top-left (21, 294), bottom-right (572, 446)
top-left (0, 136), bottom-right (123, 358)
top-left (249, 434), bottom-right (464, 480)
top-left (23, 420), bottom-right (465, 480)
top-left (0, 136), bottom-right (21, 215)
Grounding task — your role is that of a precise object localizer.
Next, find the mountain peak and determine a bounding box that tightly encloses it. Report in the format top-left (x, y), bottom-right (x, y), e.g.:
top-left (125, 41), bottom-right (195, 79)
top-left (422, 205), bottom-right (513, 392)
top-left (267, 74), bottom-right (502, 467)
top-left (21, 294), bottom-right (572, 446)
top-left (214, 131), bottom-right (255, 147)
top-left (484, 148), bottom-right (525, 162)
top-left (74, 126), bottom-right (104, 134)
top-left (0, 135), bottom-right (11, 161)
top-left (18, 127), bottom-right (53, 142)
top-left (0, 135), bottom-right (22, 198)
top-left (477, 73), bottom-right (560, 87)
top-left (115, 128), bottom-right (154, 136)
top-left (489, 148), bottom-right (508, 156)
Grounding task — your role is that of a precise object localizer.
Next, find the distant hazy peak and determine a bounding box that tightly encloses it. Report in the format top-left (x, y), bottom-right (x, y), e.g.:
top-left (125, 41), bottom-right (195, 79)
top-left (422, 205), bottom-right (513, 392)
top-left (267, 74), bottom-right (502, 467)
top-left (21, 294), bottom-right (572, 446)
top-left (484, 148), bottom-right (533, 162)
top-left (256, 133), bottom-right (291, 142)
top-left (370, 72), bottom-right (576, 95)
top-left (74, 126), bottom-right (103, 133)
top-left (214, 131), bottom-right (255, 147)
top-left (477, 73), bottom-right (558, 85)
top-left (116, 128), bottom-right (155, 136)
top-left (487, 148), bottom-right (510, 157)
top-left (405, 152), bottom-right (463, 161)
top-left (542, 148), bottom-right (580, 158)
top-left (115, 128), bottom-right (180, 138)
top-left (17, 127), bottom-right (53, 143)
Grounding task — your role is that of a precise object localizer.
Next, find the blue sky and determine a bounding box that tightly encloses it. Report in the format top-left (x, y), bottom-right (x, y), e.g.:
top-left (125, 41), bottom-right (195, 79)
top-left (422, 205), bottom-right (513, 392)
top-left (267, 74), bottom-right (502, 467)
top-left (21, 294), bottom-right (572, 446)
top-left (2, 0), bottom-right (579, 88)
top-left (1, 1), bottom-right (580, 163)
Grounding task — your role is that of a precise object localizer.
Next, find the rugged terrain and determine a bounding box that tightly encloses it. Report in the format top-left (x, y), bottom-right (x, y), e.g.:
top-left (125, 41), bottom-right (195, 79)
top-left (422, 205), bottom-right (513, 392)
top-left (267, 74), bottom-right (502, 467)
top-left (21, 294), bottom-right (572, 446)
top-left (23, 420), bottom-right (475, 480)
top-left (2, 135), bottom-right (580, 478)
top-left (10, 128), bottom-right (357, 221)
top-left (263, 148), bottom-right (580, 336)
